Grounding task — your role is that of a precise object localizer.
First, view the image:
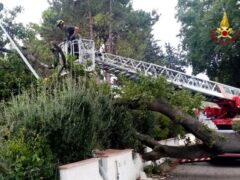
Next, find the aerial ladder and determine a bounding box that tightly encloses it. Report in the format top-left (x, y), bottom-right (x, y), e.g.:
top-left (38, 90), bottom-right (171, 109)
top-left (0, 0), bottom-right (238, 129)
top-left (1, 19), bottom-right (239, 129)
top-left (60, 39), bottom-right (240, 100)
top-left (59, 39), bottom-right (240, 130)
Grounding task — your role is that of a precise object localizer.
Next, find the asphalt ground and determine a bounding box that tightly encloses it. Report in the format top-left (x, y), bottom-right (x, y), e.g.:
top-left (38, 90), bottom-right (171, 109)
top-left (167, 158), bottom-right (240, 180)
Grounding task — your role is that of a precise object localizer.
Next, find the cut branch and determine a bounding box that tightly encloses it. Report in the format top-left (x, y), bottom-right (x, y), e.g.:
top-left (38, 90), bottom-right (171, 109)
top-left (136, 132), bottom-right (218, 160)
top-left (142, 144), bottom-right (217, 161)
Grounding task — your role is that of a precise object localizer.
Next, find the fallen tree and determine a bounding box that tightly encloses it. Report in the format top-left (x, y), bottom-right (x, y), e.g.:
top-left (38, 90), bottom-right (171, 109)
top-left (117, 77), bottom-right (240, 161)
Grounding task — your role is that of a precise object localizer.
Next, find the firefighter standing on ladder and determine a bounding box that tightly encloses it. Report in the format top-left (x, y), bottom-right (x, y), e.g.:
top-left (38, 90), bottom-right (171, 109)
top-left (56, 20), bottom-right (80, 59)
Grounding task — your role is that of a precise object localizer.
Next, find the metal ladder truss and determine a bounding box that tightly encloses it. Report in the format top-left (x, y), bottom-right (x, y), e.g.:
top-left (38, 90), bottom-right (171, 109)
top-left (60, 39), bottom-right (240, 100)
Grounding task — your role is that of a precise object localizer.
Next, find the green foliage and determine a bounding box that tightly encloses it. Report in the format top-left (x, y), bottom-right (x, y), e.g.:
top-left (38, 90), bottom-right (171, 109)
top-left (0, 53), bottom-right (35, 100)
top-left (121, 76), bottom-right (171, 102)
top-left (144, 164), bottom-right (163, 175)
top-left (0, 6), bottom-right (36, 100)
top-left (0, 71), bottom-right (204, 177)
top-left (0, 6), bottom-right (29, 47)
top-left (232, 120), bottom-right (240, 132)
top-left (100, 106), bottom-right (136, 149)
top-left (121, 76), bottom-right (202, 115)
top-left (169, 89), bottom-right (203, 116)
top-left (40, 0), bottom-right (162, 62)
top-left (177, 0), bottom-right (240, 86)
top-left (0, 77), bottom-right (135, 166)
top-left (24, 38), bottom-right (54, 65)
top-left (0, 128), bottom-right (55, 179)
top-left (121, 76), bottom-right (203, 141)
top-left (144, 159), bottom-right (172, 176)
top-left (130, 110), bottom-right (170, 141)
top-left (163, 43), bottom-right (186, 72)
top-left (0, 2), bottom-right (214, 177)
top-left (152, 115), bottom-right (170, 140)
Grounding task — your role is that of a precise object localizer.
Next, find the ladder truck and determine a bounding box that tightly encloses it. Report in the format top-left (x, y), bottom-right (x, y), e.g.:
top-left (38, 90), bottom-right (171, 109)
top-left (0, 0), bottom-right (238, 131)
top-left (59, 39), bottom-right (240, 131)
top-left (2, 20), bottom-right (239, 131)
top-left (2, 20), bottom-right (239, 159)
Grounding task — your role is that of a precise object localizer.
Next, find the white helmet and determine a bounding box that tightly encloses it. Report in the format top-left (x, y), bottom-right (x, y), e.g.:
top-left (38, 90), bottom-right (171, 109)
top-left (56, 19), bottom-right (64, 27)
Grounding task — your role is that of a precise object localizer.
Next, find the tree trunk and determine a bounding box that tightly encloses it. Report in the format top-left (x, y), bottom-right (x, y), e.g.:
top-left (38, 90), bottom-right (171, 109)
top-left (108, 0), bottom-right (113, 53)
top-left (120, 98), bottom-right (240, 160)
top-left (87, 0), bottom-right (93, 40)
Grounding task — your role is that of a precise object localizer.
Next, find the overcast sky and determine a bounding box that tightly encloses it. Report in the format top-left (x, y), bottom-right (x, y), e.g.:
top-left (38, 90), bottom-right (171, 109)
top-left (0, 0), bottom-right (181, 48)
top-left (132, 0), bottom-right (181, 48)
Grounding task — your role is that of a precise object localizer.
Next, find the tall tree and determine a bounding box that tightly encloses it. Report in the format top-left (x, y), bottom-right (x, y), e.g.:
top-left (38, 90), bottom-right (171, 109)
top-left (0, 5), bottom-right (37, 100)
top-left (163, 43), bottom-right (186, 72)
top-left (0, 6), bottom-right (30, 54)
top-left (177, 0), bottom-right (240, 86)
top-left (40, 0), bottom-right (162, 61)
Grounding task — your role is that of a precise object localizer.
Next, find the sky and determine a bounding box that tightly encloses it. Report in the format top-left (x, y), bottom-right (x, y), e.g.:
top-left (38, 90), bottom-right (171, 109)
top-left (132, 0), bottom-right (181, 48)
top-left (0, 0), bottom-right (49, 24)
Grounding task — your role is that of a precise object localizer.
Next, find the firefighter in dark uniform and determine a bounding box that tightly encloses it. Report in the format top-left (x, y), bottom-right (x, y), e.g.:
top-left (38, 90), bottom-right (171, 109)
top-left (56, 20), bottom-right (80, 58)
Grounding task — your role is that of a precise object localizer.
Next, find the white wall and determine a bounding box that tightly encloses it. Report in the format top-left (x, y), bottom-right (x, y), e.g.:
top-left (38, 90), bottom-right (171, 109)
top-left (59, 136), bottom-right (197, 180)
top-left (59, 158), bottom-right (103, 180)
top-left (59, 149), bottom-right (144, 180)
top-left (99, 149), bottom-right (142, 180)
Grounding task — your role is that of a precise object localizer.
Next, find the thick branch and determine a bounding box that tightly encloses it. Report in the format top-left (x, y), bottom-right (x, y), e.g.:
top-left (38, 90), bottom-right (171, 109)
top-left (122, 99), bottom-right (240, 154)
top-left (136, 131), bottom-right (218, 160)
top-left (22, 50), bottom-right (52, 77)
top-left (125, 98), bottom-right (223, 146)
top-left (142, 144), bottom-right (217, 161)
top-left (135, 132), bottom-right (159, 149)
top-left (51, 43), bottom-right (67, 68)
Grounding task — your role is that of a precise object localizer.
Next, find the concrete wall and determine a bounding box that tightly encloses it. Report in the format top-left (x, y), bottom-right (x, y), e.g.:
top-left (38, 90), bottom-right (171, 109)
top-left (59, 149), bottom-right (143, 180)
top-left (59, 158), bottom-right (103, 180)
top-left (97, 149), bottom-right (142, 180)
top-left (59, 135), bottom-right (196, 180)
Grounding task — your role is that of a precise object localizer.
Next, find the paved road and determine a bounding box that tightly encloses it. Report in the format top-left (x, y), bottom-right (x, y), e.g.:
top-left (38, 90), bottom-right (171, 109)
top-left (168, 158), bottom-right (240, 180)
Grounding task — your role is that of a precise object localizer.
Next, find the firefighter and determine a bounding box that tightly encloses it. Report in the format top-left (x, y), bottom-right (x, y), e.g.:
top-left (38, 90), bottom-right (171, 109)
top-left (56, 20), bottom-right (80, 58)
top-left (56, 20), bottom-right (79, 41)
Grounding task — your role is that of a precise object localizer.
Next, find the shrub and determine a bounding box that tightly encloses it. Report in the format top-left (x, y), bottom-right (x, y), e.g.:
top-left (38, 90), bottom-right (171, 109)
top-left (0, 77), bottom-right (135, 166)
top-left (232, 121), bottom-right (240, 132)
top-left (0, 128), bottom-right (55, 179)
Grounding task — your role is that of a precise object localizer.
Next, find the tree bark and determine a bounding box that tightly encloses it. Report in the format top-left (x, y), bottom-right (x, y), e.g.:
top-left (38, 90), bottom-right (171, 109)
top-left (120, 98), bottom-right (240, 160)
top-left (108, 0), bottom-right (113, 53)
top-left (87, 0), bottom-right (93, 40)
top-left (136, 132), bottom-right (217, 160)
top-left (22, 50), bottom-right (52, 78)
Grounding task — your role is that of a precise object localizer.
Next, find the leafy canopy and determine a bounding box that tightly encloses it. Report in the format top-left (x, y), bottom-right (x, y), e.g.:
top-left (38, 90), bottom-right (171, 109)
top-left (177, 0), bottom-right (240, 86)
